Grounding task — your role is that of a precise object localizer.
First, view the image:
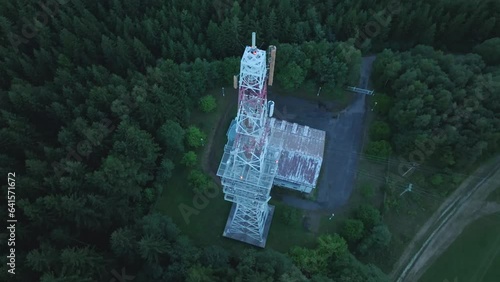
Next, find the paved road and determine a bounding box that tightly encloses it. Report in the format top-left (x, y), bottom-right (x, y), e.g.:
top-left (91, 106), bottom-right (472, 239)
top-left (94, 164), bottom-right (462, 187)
top-left (269, 56), bottom-right (376, 211)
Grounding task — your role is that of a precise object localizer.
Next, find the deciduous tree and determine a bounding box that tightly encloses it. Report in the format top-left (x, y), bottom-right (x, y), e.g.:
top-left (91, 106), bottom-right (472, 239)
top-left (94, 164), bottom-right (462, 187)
top-left (186, 126), bottom-right (206, 148)
top-left (199, 95), bottom-right (217, 113)
top-left (157, 120), bottom-right (185, 154)
top-left (181, 151), bottom-right (198, 167)
top-left (340, 219), bottom-right (364, 243)
top-left (355, 205), bottom-right (381, 230)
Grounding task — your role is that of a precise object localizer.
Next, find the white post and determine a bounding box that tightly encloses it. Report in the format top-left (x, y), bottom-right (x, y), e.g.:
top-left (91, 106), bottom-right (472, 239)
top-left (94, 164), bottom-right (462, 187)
top-left (402, 164), bottom-right (417, 177)
top-left (400, 183), bottom-right (413, 196)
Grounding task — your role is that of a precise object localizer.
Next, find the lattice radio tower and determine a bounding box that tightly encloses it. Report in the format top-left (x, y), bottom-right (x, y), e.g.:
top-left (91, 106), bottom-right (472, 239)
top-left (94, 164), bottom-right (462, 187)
top-left (217, 32), bottom-right (279, 247)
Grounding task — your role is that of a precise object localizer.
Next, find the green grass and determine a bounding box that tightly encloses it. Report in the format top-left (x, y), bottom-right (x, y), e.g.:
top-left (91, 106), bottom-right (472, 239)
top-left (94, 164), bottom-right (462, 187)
top-left (266, 200), bottom-right (317, 252)
top-left (487, 186), bottom-right (500, 204)
top-left (271, 81), bottom-right (353, 111)
top-left (419, 212), bottom-right (500, 282)
top-left (190, 86), bottom-right (237, 148)
top-left (154, 86), bottom-right (247, 251)
top-left (155, 169), bottom-right (228, 238)
top-left (317, 210), bottom-right (346, 235)
top-left (154, 168), bottom-right (249, 252)
top-left (154, 170), bottom-right (314, 252)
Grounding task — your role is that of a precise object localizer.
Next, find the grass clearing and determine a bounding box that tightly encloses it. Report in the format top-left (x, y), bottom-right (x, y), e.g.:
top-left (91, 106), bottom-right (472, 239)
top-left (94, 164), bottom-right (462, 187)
top-left (266, 200), bottom-right (317, 252)
top-left (377, 160), bottom-right (449, 272)
top-left (155, 170), bottom-right (314, 252)
top-left (190, 86), bottom-right (237, 156)
top-left (419, 212), bottom-right (500, 282)
top-left (154, 86), bottom-right (246, 251)
top-left (270, 81), bottom-right (354, 112)
top-left (154, 169), bottom-right (232, 246)
top-left (317, 210), bottom-right (346, 235)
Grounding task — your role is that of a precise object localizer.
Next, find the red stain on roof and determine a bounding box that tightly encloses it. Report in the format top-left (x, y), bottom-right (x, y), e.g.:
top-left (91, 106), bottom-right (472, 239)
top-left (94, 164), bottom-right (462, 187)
top-left (276, 151), bottom-right (321, 185)
top-left (269, 118), bottom-right (325, 187)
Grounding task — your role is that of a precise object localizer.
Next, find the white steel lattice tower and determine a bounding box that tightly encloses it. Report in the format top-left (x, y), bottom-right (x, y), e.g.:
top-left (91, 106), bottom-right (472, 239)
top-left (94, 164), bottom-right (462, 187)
top-left (217, 33), bottom-right (281, 246)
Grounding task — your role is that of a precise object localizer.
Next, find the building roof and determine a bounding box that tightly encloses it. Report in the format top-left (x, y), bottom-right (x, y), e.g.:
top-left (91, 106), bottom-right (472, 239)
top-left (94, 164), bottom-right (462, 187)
top-left (268, 118), bottom-right (325, 187)
top-left (225, 117), bottom-right (326, 188)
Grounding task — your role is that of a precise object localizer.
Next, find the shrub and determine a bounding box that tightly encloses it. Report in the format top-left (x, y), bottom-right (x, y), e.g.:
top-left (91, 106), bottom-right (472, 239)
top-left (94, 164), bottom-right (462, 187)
top-left (181, 151), bottom-right (197, 167)
top-left (369, 121), bottom-right (391, 141)
top-left (355, 205), bottom-right (381, 230)
top-left (186, 126), bottom-right (206, 148)
top-left (365, 140), bottom-right (392, 158)
top-left (280, 206), bottom-right (302, 226)
top-left (340, 219), bottom-right (364, 243)
top-left (199, 95), bottom-right (216, 113)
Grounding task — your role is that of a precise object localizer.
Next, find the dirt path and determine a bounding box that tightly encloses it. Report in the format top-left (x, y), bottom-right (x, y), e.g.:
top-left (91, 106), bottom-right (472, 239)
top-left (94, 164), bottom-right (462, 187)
top-left (391, 157), bottom-right (500, 282)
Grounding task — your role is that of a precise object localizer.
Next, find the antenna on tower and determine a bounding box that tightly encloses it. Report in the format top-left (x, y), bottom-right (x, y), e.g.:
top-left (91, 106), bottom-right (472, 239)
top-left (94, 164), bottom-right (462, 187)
top-left (251, 32), bottom-right (256, 48)
top-left (268, 45), bottom-right (276, 85)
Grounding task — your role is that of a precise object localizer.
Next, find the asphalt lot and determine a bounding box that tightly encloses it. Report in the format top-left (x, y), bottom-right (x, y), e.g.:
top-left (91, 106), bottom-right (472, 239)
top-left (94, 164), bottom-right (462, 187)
top-left (269, 56), bottom-right (376, 211)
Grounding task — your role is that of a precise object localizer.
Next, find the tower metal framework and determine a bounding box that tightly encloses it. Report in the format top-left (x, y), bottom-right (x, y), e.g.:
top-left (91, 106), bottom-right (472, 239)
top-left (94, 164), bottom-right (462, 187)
top-left (217, 33), bottom-right (281, 246)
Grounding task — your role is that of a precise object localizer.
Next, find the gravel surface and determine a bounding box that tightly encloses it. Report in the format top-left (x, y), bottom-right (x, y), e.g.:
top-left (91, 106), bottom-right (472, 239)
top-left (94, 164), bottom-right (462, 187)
top-left (268, 56), bottom-right (376, 211)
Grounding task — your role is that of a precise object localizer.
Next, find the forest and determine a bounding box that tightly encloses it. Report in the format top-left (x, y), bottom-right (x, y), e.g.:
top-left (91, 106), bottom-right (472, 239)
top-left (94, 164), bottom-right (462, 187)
top-left (0, 0), bottom-right (499, 281)
top-left (371, 46), bottom-right (500, 167)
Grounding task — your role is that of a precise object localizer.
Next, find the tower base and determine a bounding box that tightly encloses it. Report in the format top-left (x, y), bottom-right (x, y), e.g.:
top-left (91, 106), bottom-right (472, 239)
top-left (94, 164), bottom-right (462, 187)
top-left (222, 203), bottom-right (275, 248)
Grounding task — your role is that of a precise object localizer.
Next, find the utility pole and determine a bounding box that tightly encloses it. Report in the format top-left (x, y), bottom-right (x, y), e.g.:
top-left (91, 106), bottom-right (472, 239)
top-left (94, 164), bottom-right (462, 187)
top-left (329, 213), bottom-right (335, 220)
top-left (371, 101), bottom-right (378, 111)
top-left (400, 183), bottom-right (413, 197)
top-left (317, 87), bottom-right (322, 96)
top-left (402, 163), bottom-right (418, 177)
top-left (222, 87), bottom-right (225, 97)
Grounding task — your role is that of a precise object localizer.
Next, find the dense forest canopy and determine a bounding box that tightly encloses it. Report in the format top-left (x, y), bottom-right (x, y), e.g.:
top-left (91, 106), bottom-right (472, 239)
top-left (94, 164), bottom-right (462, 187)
top-left (372, 46), bottom-right (500, 167)
top-left (0, 0), bottom-right (499, 281)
